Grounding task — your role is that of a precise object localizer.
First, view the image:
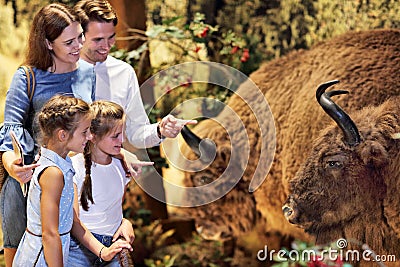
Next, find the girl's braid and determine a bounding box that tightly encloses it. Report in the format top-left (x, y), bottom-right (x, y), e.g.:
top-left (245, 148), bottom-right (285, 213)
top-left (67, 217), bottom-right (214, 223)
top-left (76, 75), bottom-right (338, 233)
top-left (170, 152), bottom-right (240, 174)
top-left (80, 143), bottom-right (93, 211)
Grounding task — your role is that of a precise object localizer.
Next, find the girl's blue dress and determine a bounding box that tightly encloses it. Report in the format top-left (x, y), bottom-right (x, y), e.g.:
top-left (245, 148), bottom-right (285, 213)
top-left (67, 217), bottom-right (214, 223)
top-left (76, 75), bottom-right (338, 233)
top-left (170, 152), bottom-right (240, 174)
top-left (12, 147), bottom-right (75, 266)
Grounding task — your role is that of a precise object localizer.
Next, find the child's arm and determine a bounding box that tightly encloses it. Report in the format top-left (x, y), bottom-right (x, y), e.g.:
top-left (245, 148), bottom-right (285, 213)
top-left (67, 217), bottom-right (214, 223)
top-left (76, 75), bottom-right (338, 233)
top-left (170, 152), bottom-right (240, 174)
top-left (73, 183), bottom-right (80, 217)
top-left (39, 166), bottom-right (65, 267)
top-left (112, 218), bottom-right (135, 244)
top-left (71, 185), bottom-right (132, 261)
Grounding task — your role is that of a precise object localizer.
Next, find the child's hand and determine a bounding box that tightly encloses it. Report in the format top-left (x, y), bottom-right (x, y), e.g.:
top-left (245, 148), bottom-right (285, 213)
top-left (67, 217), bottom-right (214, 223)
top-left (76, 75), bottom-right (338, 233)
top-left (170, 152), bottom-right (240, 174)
top-left (113, 218), bottom-right (135, 244)
top-left (101, 239), bottom-right (132, 261)
top-left (121, 149), bottom-right (154, 177)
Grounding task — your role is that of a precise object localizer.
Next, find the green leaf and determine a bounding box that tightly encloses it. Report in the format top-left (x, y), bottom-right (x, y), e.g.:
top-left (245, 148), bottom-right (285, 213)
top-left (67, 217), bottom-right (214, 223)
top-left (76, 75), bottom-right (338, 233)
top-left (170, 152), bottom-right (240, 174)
top-left (162, 16), bottom-right (184, 26)
top-left (271, 262), bottom-right (289, 267)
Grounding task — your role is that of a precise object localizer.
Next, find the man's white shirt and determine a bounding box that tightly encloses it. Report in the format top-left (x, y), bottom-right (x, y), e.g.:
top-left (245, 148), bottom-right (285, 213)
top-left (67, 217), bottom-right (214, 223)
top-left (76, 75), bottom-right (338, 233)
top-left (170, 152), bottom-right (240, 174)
top-left (94, 55), bottom-right (161, 148)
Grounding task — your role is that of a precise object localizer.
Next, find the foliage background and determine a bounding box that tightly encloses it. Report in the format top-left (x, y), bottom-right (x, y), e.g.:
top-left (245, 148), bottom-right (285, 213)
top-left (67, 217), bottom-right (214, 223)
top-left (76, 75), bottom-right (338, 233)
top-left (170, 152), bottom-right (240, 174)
top-left (1, 0), bottom-right (399, 121)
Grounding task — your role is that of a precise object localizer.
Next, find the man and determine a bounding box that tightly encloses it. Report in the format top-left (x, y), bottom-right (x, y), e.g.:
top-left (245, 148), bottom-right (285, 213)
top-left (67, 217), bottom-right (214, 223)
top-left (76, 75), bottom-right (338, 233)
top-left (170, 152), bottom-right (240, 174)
top-left (74, 0), bottom-right (197, 150)
top-left (71, 2), bottom-right (196, 264)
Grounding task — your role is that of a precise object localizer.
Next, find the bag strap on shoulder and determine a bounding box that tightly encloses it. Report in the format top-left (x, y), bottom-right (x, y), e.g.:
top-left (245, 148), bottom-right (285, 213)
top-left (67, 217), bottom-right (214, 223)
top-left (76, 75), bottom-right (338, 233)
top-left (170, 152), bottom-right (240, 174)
top-left (21, 65), bottom-right (35, 101)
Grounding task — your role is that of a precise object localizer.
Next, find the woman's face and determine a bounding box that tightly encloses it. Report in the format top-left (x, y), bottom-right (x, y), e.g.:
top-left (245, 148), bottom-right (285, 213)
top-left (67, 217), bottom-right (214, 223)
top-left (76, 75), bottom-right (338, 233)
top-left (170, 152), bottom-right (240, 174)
top-left (46, 21), bottom-right (84, 72)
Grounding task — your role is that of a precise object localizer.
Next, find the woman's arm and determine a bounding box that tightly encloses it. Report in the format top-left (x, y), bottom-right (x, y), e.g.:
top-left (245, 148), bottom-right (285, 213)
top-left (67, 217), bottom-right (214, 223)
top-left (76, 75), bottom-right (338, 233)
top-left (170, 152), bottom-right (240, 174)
top-left (39, 166), bottom-right (65, 267)
top-left (1, 68), bottom-right (39, 180)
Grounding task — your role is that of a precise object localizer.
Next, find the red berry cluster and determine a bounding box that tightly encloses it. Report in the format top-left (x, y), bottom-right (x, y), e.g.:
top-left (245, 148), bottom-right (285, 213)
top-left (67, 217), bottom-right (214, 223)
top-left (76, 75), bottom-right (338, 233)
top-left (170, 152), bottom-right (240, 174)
top-left (230, 46), bottom-right (250, 62)
top-left (240, 48), bottom-right (250, 62)
top-left (197, 27), bottom-right (209, 38)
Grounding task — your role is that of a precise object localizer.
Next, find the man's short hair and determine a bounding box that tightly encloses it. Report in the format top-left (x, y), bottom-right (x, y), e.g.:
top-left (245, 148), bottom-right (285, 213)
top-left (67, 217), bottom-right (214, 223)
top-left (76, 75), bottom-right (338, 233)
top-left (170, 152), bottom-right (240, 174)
top-left (74, 0), bottom-right (118, 32)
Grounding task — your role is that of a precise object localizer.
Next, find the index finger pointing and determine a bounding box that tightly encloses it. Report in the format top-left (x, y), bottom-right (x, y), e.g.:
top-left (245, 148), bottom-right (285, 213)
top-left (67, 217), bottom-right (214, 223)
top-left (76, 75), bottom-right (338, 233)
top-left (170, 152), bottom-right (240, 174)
top-left (136, 161), bottom-right (154, 166)
top-left (184, 119), bottom-right (197, 125)
top-left (176, 119), bottom-right (198, 126)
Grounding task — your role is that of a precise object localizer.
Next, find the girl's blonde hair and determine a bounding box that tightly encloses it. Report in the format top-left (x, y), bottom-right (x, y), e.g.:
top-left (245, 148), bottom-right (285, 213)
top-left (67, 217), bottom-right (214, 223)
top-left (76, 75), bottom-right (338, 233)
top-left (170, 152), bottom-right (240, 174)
top-left (38, 95), bottom-right (90, 145)
top-left (81, 100), bottom-right (125, 211)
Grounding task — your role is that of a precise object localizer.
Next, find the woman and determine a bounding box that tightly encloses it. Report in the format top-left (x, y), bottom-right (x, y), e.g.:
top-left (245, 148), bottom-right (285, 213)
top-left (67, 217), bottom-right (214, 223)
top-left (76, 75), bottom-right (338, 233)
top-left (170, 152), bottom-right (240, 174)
top-left (0, 3), bottom-right (95, 266)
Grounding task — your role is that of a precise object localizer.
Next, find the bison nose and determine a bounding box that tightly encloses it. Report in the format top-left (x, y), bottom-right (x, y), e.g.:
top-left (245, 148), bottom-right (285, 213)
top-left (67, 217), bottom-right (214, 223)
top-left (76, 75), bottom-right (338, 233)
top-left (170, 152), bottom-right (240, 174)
top-left (282, 204), bottom-right (293, 218)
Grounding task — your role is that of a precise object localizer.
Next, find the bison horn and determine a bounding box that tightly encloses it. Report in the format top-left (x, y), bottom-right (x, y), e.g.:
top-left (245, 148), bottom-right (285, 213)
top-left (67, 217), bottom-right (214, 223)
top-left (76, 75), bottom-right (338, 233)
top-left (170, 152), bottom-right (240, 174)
top-left (181, 125), bottom-right (216, 162)
top-left (316, 80), bottom-right (361, 146)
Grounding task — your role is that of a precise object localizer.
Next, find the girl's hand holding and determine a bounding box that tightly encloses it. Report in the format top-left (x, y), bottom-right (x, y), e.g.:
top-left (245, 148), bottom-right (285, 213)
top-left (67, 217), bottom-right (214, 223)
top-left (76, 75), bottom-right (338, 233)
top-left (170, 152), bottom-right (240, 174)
top-left (100, 239), bottom-right (132, 262)
top-left (113, 218), bottom-right (135, 244)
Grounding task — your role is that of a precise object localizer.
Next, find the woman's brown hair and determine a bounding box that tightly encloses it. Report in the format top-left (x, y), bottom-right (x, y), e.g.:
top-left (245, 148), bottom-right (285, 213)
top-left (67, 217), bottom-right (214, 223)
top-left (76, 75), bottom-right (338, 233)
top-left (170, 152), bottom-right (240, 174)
top-left (24, 3), bottom-right (79, 70)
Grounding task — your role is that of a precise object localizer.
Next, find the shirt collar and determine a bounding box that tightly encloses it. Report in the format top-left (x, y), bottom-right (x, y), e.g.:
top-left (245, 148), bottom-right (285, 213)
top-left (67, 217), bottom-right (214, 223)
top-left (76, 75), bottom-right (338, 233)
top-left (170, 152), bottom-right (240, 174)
top-left (40, 147), bottom-right (74, 175)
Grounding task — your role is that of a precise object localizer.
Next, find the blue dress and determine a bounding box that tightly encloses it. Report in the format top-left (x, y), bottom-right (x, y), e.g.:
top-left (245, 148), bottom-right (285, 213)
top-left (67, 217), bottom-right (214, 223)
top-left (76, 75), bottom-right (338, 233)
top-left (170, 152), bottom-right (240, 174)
top-left (12, 147), bottom-right (75, 266)
top-left (0, 59), bottom-right (95, 159)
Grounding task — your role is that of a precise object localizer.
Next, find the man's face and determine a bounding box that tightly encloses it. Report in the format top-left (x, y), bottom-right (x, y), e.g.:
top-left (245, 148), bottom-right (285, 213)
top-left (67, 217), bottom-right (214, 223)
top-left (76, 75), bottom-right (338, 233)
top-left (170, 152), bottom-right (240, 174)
top-left (81, 21), bottom-right (116, 64)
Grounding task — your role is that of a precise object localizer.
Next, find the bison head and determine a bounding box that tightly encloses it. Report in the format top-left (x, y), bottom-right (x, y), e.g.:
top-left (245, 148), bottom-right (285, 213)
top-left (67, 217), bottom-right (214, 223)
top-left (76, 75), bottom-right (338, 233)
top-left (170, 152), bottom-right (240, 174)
top-left (283, 80), bottom-right (400, 246)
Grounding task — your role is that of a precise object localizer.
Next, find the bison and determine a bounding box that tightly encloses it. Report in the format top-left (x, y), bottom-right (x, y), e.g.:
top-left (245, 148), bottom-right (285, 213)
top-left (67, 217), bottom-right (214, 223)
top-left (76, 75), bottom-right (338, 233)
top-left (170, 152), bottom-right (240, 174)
top-left (163, 29), bottom-right (400, 265)
top-left (283, 80), bottom-right (400, 263)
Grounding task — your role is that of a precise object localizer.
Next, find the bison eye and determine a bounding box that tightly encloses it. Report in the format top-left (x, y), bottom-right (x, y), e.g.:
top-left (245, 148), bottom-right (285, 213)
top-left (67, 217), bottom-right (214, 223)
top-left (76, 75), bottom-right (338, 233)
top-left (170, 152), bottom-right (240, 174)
top-left (200, 176), bottom-right (213, 184)
top-left (326, 160), bottom-right (343, 169)
top-left (323, 154), bottom-right (346, 170)
top-left (193, 175), bottom-right (214, 186)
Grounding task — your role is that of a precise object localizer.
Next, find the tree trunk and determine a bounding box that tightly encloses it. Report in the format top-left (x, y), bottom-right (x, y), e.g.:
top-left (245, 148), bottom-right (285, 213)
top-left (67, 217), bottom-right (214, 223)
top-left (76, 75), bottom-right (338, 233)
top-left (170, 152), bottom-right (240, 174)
top-left (109, 0), bottom-right (152, 85)
top-left (109, 0), bottom-right (147, 51)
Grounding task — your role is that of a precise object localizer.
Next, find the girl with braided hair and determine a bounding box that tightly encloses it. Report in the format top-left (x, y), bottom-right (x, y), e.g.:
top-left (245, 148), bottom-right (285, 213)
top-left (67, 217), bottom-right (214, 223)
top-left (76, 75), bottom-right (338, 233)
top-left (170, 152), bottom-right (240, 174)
top-left (69, 100), bottom-right (133, 266)
top-left (13, 95), bottom-right (131, 267)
